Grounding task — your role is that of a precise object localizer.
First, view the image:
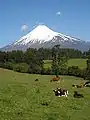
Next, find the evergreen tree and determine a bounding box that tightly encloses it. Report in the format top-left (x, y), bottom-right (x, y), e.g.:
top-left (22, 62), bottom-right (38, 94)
top-left (86, 59), bottom-right (90, 80)
top-left (51, 45), bottom-right (67, 75)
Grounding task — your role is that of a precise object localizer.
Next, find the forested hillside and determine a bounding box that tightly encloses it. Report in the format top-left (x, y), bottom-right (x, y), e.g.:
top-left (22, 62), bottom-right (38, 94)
top-left (0, 46), bottom-right (90, 80)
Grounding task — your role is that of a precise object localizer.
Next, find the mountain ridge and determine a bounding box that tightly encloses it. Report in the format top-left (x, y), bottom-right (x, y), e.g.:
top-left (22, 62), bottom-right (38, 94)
top-left (0, 25), bottom-right (90, 51)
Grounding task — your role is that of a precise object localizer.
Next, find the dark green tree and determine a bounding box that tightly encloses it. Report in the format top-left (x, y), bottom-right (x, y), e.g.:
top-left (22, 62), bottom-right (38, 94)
top-left (51, 45), bottom-right (67, 75)
top-left (86, 59), bottom-right (90, 80)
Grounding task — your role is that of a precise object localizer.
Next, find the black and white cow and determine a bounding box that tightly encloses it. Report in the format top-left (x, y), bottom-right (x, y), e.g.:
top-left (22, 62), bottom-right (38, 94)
top-left (53, 88), bottom-right (68, 97)
top-left (84, 81), bottom-right (90, 87)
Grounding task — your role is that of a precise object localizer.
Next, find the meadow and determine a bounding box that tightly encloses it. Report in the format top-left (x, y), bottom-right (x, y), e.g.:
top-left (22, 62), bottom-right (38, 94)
top-left (0, 68), bottom-right (90, 120)
top-left (44, 59), bottom-right (87, 69)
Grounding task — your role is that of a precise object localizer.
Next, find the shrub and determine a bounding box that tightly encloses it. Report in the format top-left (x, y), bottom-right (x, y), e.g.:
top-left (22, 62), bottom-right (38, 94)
top-left (28, 64), bottom-right (42, 74)
top-left (68, 66), bottom-right (81, 77)
top-left (59, 68), bottom-right (68, 75)
top-left (80, 69), bottom-right (87, 79)
top-left (40, 67), bottom-right (52, 75)
top-left (0, 62), bottom-right (4, 68)
top-left (13, 63), bottom-right (29, 73)
top-left (4, 62), bottom-right (14, 70)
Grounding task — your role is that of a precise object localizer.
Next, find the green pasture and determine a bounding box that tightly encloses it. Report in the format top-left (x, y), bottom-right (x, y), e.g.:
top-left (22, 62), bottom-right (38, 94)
top-left (0, 68), bottom-right (90, 120)
top-left (44, 59), bottom-right (87, 69)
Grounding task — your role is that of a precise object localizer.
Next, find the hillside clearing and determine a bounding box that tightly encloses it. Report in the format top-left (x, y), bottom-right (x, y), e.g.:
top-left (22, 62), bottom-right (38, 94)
top-left (44, 59), bottom-right (87, 69)
top-left (68, 59), bottom-right (87, 69)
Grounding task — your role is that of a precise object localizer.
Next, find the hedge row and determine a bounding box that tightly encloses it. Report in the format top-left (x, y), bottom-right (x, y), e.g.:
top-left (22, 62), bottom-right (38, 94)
top-left (0, 62), bottom-right (87, 79)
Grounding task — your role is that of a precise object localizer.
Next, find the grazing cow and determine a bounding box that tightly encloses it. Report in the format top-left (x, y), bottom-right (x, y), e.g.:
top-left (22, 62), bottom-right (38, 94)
top-left (35, 79), bottom-right (39, 81)
top-left (85, 84), bottom-right (90, 87)
top-left (53, 88), bottom-right (68, 97)
top-left (72, 83), bottom-right (84, 88)
top-left (84, 81), bottom-right (90, 87)
top-left (53, 89), bottom-right (61, 97)
top-left (57, 88), bottom-right (68, 97)
top-left (76, 84), bottom-right (84, 88)
top-left (73, 91), bottom-right (84, 98)
top-left (50, 76), bottom-right (60, 82)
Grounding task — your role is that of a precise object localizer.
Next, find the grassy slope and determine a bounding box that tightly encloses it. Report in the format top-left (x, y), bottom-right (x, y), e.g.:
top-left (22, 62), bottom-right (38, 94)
top-left (44, 59), bottom-right (87, 69)
top-left (0, 68), bottom-right (90, 120)
top-left (68, 59), bottom-right (87, 69)
top-left (44, 60), bottom-right (52, 69)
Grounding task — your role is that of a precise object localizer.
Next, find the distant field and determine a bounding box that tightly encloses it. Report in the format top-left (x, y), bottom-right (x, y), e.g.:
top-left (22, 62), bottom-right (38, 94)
top-left (68, 59), bottom-right (87, 69)
top-left (44, 60), bottom-right (52, 68)
top-left (44, 59), bottom-right (87, 69)
top-left (0, 68), bottom-right (90, 120)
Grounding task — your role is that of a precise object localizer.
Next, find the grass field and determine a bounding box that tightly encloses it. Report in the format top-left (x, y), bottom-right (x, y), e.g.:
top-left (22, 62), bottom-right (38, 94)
top-left (44, 60), bottom-right (52, 69)
top-left (0, 68), bottom-right (90, 120)
top-left (44, 59), bottom-right (87, 69)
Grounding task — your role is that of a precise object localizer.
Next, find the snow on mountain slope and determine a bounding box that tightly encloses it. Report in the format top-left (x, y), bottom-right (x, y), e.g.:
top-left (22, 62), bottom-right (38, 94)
top-left (14, 25), bottom-right (81, 46)
top-left (1, 24), bottom-right (88, 52)
top-left (14, 25), bottom-right (59, 45)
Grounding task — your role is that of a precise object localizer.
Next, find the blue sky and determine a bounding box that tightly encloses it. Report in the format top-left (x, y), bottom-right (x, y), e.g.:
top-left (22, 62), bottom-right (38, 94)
top-left (0, 0), bottom-right (90, 47)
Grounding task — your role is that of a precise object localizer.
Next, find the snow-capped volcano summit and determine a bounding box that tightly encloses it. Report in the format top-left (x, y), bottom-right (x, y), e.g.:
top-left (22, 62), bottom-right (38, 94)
top-left (14, 25), bottom-right (80, 46)
top-left (14, 25), bottom-right (60, 45)
top-left (1, 25), bottom-right (89, 51)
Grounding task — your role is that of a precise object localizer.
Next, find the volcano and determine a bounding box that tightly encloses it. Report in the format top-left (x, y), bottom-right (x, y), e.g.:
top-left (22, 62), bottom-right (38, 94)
top-left (1, 25), bottom-right (90, 51)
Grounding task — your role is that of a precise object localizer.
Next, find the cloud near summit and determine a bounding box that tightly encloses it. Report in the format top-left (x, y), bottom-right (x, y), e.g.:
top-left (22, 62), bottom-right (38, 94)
top-left (21, 24), bottom-right (28, 32)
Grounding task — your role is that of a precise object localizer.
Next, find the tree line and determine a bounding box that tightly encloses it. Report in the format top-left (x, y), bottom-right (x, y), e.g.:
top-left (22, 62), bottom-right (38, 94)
top-left (0, 46), bottom-right (90, 80)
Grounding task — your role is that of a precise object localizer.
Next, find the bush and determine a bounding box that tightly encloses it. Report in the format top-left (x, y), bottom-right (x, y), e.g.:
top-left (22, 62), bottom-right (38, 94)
top-left (68, 66), bottom-right (81, 77)
top-left (4, 62), bottom-right (14, 70)
top-left (80, 69), bottom-right (87, 79)
top-left (85, 70), bottom-right (90, 80)
top-left (0, 62), bottom-right (4, 68)
top-left (28, 64), bottom-right (42, 74)
top-left (41, 67), bottom-right (52, 75)
top-left (13, 63), bottom-right (29, 73)
top-left (59, 68), bottom-right (68, 75)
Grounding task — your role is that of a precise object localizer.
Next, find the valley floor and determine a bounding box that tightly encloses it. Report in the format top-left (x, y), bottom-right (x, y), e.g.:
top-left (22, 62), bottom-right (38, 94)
top-left (0, 68), bottom-right (90, 120)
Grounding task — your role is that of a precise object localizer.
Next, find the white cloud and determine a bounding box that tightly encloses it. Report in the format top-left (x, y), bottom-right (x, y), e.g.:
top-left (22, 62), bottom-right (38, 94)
top-left (56, 12), bottom-right (61, 16)
top-left (21, 24), bottom-right (28, 32)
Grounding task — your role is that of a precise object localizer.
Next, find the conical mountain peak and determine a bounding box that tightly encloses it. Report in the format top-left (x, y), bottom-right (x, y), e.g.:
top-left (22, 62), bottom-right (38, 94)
top-left (2, 24), bottom-right (84, 51)
top-left (14, 25), bottom-right (59, 45)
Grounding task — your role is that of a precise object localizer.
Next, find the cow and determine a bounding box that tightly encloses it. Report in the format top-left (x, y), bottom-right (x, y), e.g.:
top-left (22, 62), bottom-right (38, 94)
top-left (73, 91), bottom-right (84, 98)
top-left (50, 76), bottom-right (60, 82)
top-left (76, 84), bottom-right (83, 88)
top-left (72, 83), bottom-right (84, 88)
top-left (84, 81), bottom-right (90, 87)
top-left (53, 89), bottom-right (61, 97)
top-left (53, 88), bottom-right (68, 97)
top-left (57, 88), bottom-right (68, 97)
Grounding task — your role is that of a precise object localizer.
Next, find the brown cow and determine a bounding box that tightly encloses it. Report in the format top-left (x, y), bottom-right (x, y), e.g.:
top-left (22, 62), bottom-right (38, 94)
top-left (72, 82), bottom-right (84, 88)
top-left (76, 84), bottom-right (83, 88)
top-left (50, 76), bottom-right (60, 82)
